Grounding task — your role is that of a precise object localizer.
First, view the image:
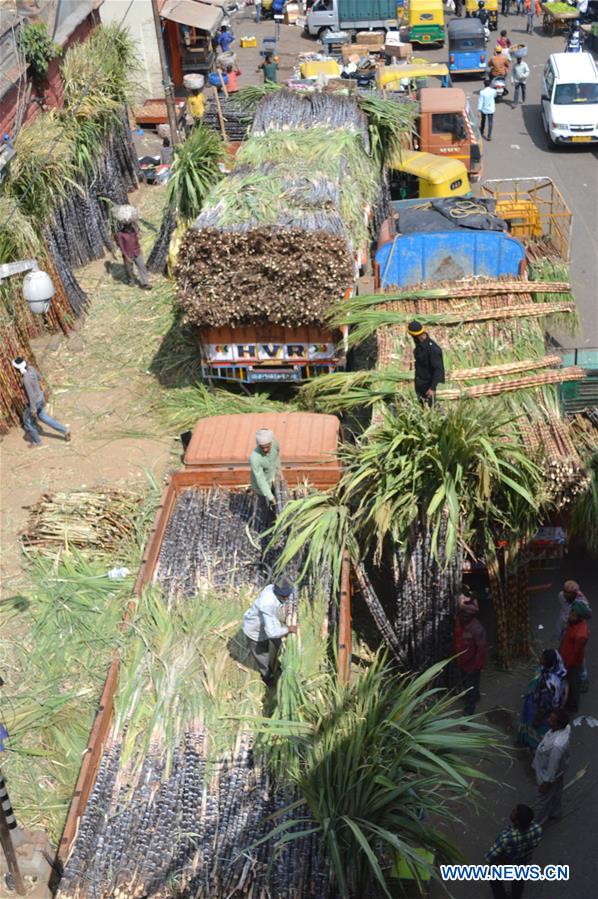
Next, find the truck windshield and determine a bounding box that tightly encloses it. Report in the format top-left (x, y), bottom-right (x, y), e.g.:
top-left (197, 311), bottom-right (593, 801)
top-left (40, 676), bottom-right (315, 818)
top-left (554, 83), bottom-right (598, 104)
top-left (451, 38), bottom-right (484, 51)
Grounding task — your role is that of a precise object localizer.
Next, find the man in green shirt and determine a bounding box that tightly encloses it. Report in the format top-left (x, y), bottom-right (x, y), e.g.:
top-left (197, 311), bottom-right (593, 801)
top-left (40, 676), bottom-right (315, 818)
top-left (258, 54), bottom-right (278, 84)
top-left (250, 428), bottom-right (280, 509)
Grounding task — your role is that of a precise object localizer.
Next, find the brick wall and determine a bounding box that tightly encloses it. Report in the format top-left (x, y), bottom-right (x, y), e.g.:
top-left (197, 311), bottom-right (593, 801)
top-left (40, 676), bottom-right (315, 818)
top-left (0, 9), bottom-right (100, 139)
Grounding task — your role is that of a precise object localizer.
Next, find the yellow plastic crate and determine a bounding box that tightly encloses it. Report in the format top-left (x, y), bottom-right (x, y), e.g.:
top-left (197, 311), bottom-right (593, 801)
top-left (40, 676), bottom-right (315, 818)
top-left (300, 59), bottom-right (341, 79)
top-left (240, 36), bottom-right (257, 48)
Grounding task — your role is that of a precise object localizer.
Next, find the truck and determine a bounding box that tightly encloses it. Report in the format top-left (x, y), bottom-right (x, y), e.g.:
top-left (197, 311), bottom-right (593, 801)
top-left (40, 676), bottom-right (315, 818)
top-left (305, 0), bottom-right (397, 40)
top-left (199, 323), bottom-right (346, 384)
top-left (375, 208), bottom-right (527, 289)
top-left (58, 411), bottom-right (343, 864)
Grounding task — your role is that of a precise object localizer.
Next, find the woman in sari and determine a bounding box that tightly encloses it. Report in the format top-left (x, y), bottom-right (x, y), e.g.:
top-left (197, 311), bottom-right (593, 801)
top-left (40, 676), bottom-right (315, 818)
top-left (516, 649), bottom-right (568, 749)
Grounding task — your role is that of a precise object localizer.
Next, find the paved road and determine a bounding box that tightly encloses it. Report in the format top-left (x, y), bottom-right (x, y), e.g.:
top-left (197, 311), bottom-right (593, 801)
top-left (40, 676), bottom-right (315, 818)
top-left (419, 14), bottom-right (598, 350)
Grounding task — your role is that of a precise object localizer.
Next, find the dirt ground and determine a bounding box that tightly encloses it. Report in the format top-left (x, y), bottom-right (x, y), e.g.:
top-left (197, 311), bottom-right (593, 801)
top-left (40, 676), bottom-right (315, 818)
top-left (0, 186), bottom-right (177, 593)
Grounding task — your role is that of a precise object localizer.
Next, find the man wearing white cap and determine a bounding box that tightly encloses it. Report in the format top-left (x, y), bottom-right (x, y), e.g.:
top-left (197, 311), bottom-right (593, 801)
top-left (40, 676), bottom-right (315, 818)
top-left (250, 428), bottom-right (280, 508)
top-left (11, 357), bottom-right (71, 448)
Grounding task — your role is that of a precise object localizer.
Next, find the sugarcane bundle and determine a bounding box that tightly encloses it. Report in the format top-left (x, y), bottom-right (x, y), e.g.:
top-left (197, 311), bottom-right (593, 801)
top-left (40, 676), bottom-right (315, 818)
top-left (437, 366), bottom-right (584, 400)
top-left (57, 587), bottom-right (331, 899)
top-left (21, 488), bottom-right (143, 556)
top-left (203, 95), bottom-right (254, 141)
top-left (175, 226), bottom-right (354, 328)
top-left (155, 483), bottom-right (329, 597)
top-left (252, 88), bottom-right (370, 147)
top-left (533, 418), bottom-right (591, 508)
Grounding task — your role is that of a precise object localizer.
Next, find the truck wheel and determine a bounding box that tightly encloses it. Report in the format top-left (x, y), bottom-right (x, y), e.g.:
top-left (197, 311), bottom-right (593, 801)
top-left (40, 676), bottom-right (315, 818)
top-left (318, 27), bottom-right (332, 41)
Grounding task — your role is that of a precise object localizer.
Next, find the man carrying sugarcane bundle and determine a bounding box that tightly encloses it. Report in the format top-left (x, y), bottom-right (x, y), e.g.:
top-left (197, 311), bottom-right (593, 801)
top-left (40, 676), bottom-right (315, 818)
top-left (242, 577), bottom-right (297, 685)
top-left (250, 428), bottom-right (280, 524)
top-left (407, 321), bottom-right (445, 406)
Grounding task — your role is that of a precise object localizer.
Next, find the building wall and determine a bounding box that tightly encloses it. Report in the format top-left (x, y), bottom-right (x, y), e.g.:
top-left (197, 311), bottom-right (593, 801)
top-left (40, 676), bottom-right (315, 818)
top-left (0, 11), bottom-right (100, 138)
top-left (100, 0), bottom-right (164, 99)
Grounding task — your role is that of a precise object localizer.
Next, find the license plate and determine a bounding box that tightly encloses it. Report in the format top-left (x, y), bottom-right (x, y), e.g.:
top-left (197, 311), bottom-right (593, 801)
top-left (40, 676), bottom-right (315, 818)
top-left (572, 136), bottom-right (592, 142)
top-left (247, 369), bottom-right (299, 383)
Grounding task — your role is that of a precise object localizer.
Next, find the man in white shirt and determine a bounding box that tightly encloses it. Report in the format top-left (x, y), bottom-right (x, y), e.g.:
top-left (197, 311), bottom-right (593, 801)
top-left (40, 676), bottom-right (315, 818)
top-left (532, 708), bottom-right (571, 825)
top-left (478, 78), bottom-right (498, 140)
top-left (243, 577), bottom-right (297, 684)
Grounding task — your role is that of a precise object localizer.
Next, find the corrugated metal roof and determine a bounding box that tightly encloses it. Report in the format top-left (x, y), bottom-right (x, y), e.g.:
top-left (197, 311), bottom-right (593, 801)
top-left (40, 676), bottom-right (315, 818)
top-left (160, 0), bottom-right (223, 32)
top-left (185, 412), bottom-right (340, 467)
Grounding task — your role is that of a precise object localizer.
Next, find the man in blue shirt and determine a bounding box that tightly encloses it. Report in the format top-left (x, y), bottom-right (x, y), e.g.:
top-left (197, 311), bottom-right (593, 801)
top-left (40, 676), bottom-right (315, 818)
top-left (242, 577), bottom-right (297, 684)
top-left (478, 78), bottom-right (498, 140)
top-left (218, 25), bottom-right (235, 53)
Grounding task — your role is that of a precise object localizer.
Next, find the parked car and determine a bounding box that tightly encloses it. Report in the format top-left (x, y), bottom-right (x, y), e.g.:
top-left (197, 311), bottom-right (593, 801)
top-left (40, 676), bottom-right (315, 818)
top-left (541, 52), bottom-right (598, 146)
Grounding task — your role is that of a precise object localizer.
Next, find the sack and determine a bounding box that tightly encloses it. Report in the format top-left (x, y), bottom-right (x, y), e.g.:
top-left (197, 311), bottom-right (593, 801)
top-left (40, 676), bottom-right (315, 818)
top-left (183, 73), bottom-right (205, 91)
top-left (113, 204), bottom-right (138, 224)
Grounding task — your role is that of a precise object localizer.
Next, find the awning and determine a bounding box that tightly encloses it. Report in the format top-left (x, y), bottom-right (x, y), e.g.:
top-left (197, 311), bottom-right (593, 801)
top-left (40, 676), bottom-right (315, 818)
top-left (160, 0), bottom-right (223, 33)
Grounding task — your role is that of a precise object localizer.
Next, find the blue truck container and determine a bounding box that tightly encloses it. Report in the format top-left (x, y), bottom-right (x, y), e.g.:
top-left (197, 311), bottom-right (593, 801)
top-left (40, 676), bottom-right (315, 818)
top-left (375, 230), bottom-right (526, 289)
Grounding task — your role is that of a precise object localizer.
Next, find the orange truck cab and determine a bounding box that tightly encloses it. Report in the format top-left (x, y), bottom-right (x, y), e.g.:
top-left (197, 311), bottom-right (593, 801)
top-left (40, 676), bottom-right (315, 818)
top-left (417, 87), bottom-right (483, 181)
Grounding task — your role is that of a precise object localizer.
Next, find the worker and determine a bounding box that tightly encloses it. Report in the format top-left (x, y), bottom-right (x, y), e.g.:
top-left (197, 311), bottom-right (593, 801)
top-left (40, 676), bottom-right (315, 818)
top-left (407, 321), bottom-right (445, 406)
top-left (242, 576), bottom-right (297, 685)
top-left (250, 427), bottom-right (281, 509)
top-left (218, 25), bottom-right (235, 53)
top-left (489, 46), bottom-right (510, 78)
top-left (12, 357), bottom-right (71, 447)
top-left (159, 137), bottom-right (173, 166)
top-left (187, 87), bottom-right (205, 125)
top-left (225, 63), bottom-right (241, 93)
top-left (114, 221), bottom-right (151, 290)
top-left (258, 53), bottom-right (278, 83)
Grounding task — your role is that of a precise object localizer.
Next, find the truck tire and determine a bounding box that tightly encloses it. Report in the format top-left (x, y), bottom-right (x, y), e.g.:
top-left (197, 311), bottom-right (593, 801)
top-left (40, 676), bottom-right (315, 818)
top-left (318, 26), bottom-right (332, 41)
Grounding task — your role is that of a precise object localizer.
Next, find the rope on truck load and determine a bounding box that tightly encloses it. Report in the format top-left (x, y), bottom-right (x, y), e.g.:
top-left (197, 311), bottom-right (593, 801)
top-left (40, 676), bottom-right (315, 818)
top-left (446, 199), bottom-right (493, 220)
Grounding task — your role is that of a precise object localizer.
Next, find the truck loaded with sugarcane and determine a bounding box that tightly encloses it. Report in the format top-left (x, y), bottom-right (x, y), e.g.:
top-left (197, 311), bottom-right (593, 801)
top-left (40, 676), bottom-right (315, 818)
top-left (56, 411), bottom-right (345, 897)
top-left (172, 88), bottom-right (417, 384)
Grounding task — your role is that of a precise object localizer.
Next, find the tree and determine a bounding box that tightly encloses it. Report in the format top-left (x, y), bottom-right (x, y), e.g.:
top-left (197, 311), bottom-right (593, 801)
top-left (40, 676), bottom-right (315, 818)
top-left (17, 22), bottom-right (61, 84)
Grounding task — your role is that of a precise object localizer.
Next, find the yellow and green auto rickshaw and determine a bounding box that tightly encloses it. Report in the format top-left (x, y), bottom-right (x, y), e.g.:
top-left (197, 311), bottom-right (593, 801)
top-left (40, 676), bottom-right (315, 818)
top-left (386, 149), bottom-right (471, 203)
top-left (377, 61), bottom-right (452, 93)
top-left (465, 0), bottom-right (499, 31)
top-left (408, 0), bottom-right (445, 46)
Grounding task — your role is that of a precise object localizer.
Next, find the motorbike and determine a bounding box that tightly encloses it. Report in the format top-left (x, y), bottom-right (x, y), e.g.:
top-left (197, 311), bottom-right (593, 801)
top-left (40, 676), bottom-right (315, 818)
top-left (489, 73), bottom-right (508, 100)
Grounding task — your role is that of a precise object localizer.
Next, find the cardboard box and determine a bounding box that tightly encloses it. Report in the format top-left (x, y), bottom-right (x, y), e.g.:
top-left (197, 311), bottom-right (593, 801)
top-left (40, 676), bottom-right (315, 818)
top-left (356, 31), bottom-right (385, 47)
top-left (240, 36), bottom-right (257, 48)
top-left (385, 42), bottom-right (412, 59)
top-left (284, 3), bottom-right (299, 24)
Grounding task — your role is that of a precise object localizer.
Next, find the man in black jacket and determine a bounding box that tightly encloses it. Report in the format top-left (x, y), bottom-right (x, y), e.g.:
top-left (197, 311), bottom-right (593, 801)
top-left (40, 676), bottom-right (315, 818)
top-left (407, 321), bottom-right (445, 406)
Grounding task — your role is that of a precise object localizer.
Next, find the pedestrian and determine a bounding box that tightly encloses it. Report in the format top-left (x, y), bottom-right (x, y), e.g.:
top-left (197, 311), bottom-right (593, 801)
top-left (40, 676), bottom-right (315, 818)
top-left (485, 805), bottom-right (542, 899)
top-left (258, 52), bottom-right (278, 83)
top-left (525, 0), bottom-right (541, 32)
top-left (478, 78), bottom-right (498, 140)
top-left (512, 55), bottom-right (530, 105)
top-left (250, 427), bottom-right (280, 518)
top-left (501, 0), bottom-right (512, 15)
top-left (515, 0), bottom-right (525, 14)
top-left (187, 86), bottom-right (205, 125)
top-left (159, 137), bottom-right (173, 166)
top-left (559, 601), bottom-right (590, 712)
top-left (11, 357), bottom-right (71, 448)
top-left (242, 577), bottom-right (297, 685)
top-left (489, 46), bottom-right (510, 78)
top-left (532, 708), bottom-right (571, 825)
top-left (496, 29), bottom-right (512, 53)
top-left (255, 0), bottom-right (262, 22)
top-left (225, 63), bottom-right (241, 93)
top-left (555, 579), bottom-right (591, 691)
top-left (114, 221), bottom-right (151, 290)
top-left (454, 592), bottom-right (487, 716)
top-left (218, 25), bottom-right (235, 53)
top-left (515, 649), bottom-right (568, 750)
top-left (406, 321), bottom-right (445, 405)
top-left (455, 0), bottom-right (463, 14)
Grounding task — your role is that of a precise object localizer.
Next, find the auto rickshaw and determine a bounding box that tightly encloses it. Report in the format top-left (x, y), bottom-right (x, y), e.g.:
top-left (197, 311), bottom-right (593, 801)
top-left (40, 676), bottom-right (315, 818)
top-left (386, 149), bottom-right (471, 203)
top-left (465, 0), bottom-right (498, 31)
top-left (377, 61), bottom-right (452, 93)
top-left (408, 0), bottom-right (445, 46)
top-left (448, 19), bottom-right (487, 77)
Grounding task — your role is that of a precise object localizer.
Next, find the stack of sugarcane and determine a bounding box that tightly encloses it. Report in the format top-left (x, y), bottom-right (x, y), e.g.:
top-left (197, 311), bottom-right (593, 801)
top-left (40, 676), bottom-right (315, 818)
top-left (155, 482), bottom-right (327, 597)
top-left (203, 95), bottom-right (254, 141)
top-left (0, 199), bottom-right (76, 432)
top-left (57, 587), bottom-right (331, 899)
top-left (21, 488), bottom-right (143, 556)
top-left (174, 90), bottom-right (389, 329)
top-left (518, 417), bottom-right (590, 508)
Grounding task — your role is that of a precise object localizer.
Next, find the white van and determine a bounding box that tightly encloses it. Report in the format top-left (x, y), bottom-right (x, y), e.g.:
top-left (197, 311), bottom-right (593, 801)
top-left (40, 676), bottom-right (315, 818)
top-left (541, 53), bottom-right (598, 146)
